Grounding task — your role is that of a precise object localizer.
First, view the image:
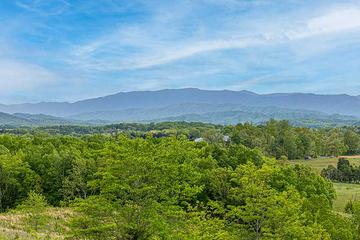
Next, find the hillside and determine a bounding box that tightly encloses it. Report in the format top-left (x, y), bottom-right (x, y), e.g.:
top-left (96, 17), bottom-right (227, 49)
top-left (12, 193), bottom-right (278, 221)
top-left (0, 112), bottom-right (31, 126)
top-left (0, 112), bottom-right (91, 127)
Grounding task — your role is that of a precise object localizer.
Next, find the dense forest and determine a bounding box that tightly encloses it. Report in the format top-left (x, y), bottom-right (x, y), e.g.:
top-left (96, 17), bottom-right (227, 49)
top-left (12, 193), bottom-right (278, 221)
top-left (0, 121), bottom-right (360, 239)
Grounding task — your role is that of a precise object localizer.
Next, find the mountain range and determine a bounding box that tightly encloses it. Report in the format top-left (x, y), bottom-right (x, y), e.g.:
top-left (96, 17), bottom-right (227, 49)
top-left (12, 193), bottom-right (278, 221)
top-left (0, 88), bottom-right (360, 127)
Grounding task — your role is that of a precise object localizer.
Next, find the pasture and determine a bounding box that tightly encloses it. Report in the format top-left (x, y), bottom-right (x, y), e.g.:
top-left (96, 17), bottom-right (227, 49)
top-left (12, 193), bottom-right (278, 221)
top-left (291, 156), bottom-right (360, 212)
top-left (291, 157), bottom-right (360, 174)
top-left (333, 183), bottom-right (360, 212)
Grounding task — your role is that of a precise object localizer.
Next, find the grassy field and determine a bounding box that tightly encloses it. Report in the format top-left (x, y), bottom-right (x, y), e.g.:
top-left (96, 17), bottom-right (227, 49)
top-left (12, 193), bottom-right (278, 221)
top-left (291, 157), bottom-right (360, 212)
top-left (0, 208), bottom-right (71, 239)
top-left (333, 183), bottom-right (360, 212)
top-left (291, 157), bottom-right (360, 174)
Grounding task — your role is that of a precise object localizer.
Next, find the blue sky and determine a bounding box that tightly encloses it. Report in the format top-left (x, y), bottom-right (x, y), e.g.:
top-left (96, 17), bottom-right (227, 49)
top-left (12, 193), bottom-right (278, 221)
top-left (0, 0), bottom-right (360, 103)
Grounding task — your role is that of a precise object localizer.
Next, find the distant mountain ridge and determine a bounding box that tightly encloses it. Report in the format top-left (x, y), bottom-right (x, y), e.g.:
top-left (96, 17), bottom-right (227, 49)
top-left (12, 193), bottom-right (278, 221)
top-left (69, 103), bottom-right (359, 122)
top-left (0, 112), bottom-right (82, 126)
top-left (0, 88), bottom-right (360, 120)
top-left (0, 112), bottom-right (31, 126)
top-left (1, 105), bottom-right (359, 127)
top-left (152, 109), bottom-right (360, 127)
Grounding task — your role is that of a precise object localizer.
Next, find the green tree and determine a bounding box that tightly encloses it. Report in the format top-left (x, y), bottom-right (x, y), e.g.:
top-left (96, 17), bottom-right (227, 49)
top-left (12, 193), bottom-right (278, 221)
top-left (344, 129), bottom-right (360, 155)
top-left (325, 129), bottom-right (347, 156)
top-left (17, 191), bottom-right (48, 232)
top-left (227, 162), bottom-right (330, 239)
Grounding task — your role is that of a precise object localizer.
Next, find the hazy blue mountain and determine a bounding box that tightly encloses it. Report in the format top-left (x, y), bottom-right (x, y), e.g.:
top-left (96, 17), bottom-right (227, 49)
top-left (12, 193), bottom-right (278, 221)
top-left (0, 88), bottom-right (360, 117)
top-left (69, 103), bottom-right (266, 121)
top-left (0, 102), bottom-right (73, 117)
top-left (0, 112), bottom-right (100, 127)
top-left (12, 113), bottom-right (83, 126)
top-left (69, 103), bottom-right (360, 127)
top-left (1, 105), bottom-right (359, 127)
top-left (0, 112), bottom-right (32, 126)
top-left (151, 110), bottom-right (360, 126)
top-left (69, 103), bottom-right (358, 122)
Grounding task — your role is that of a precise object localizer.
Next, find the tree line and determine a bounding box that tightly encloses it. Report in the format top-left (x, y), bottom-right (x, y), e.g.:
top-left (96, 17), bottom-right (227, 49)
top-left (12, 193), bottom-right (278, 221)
top-left (2, 120), bottom-right (360, 161)
top-left (322, 158), bottom-right (360, 183)
top-left (225, 120), bottom-right (360, 160)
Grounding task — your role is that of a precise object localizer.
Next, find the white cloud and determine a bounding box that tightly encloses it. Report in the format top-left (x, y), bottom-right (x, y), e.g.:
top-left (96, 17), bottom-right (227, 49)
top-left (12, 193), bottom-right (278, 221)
top-left (308, 7), bottom-right (360, 33)
top-left (0, 59), bottom-right (56, 91)
top-left (288, 7), bottom-right (360, 39)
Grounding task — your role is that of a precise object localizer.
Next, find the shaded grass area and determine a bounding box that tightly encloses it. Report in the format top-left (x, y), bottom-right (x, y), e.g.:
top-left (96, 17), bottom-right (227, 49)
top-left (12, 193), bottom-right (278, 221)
top-left (0, 208), bottom-right (72, 240)
top-left (291, 157), bottom-right (360, 212)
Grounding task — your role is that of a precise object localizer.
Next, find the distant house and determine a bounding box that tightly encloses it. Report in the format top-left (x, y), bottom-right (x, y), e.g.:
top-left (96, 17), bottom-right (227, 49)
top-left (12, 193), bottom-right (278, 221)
top-left (223, 135), bottom-right (230, 142)
top-left (194, 137), bottom-right (204, 143)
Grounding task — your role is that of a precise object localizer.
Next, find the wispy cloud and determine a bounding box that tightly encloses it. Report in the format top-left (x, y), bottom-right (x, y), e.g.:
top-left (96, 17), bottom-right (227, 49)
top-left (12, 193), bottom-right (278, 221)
top-left (16, 0), bottom-right (70, 16)
top-left (68, 3), bottom-right (360, 72)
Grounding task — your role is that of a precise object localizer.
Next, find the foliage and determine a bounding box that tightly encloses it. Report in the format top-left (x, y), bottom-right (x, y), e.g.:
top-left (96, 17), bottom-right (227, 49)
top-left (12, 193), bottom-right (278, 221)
top-left (0, 121), bottom-right (359, 239)
top-left (226, 120), bottom-right (360, 159)
top-left (17, 191), bottom-right (48, 232)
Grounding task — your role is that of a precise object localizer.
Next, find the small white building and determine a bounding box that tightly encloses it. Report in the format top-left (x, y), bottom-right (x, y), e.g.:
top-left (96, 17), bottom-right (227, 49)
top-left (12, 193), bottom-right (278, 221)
top-left (223, 135), bottom-right (230, 142)
top-left (194, 137), bottom-right (204, 143)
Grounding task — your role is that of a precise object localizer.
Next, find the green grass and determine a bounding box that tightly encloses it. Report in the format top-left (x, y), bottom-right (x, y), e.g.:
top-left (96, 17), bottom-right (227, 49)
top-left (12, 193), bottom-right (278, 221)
top-left (291, 157), bottom-right (360, 212)
top-left (291, 157), bottom-right (360, 174)
top-left (333, 182), bottom-right (360, 212)
top-left (0, 208), bottom-right (71, 239)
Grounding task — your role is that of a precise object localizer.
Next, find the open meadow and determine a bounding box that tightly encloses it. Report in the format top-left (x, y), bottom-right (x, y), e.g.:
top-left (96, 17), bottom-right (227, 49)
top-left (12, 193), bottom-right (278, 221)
top-left (291, 156), bottom-right (360, 174)
top-left (292, 157), bottom-right (360, 212)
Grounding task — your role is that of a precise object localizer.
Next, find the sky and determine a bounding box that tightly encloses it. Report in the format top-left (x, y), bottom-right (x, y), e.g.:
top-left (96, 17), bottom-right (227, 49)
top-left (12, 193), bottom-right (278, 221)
top-left (0, 0), bottom-right (360, 103)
